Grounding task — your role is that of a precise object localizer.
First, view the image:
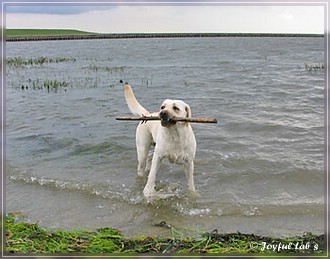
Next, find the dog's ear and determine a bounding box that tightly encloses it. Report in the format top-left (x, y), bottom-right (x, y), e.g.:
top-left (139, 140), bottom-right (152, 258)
top-left (185, 105), bottom-right (192, 118)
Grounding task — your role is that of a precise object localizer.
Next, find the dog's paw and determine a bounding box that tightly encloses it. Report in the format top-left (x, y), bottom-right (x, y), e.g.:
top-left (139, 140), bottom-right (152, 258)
top-left (143, 186), bottom-right (156, 198)
top-left (143, 190), bottom-right (156, 198)
top-left (188, 190), bottom-right (201, 198)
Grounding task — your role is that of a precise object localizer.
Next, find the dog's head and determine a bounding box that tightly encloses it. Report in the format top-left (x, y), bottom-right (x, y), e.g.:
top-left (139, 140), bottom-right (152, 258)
top-left (159, 99), bottom-right (192, 127)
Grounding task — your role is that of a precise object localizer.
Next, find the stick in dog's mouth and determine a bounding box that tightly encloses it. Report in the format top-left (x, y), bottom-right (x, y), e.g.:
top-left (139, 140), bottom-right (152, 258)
top-left (159, 112), bottom-right (177, 127)
top-left (160, 118), bottom-right (177, 127)
top-left (115, 116), bottom-right (218, 123)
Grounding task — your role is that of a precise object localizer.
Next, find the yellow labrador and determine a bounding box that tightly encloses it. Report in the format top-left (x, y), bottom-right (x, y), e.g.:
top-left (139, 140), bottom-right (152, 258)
top-left (124, 84), bottom-right (196, 198)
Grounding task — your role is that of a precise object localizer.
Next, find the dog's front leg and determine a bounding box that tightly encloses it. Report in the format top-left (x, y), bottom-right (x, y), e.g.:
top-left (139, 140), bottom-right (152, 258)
top-left (184, 161), bottom-right (196, 192)
top-left (143, 155), bottom-right (161, 198)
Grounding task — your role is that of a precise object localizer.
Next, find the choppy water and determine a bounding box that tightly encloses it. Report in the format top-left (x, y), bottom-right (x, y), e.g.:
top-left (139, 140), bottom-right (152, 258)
top-left (5, 37), bottom-right (325, 238)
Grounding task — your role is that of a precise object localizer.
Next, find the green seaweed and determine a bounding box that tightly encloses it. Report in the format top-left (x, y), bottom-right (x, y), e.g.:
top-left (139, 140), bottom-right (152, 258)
top-left (5, 213), bottom-right (325, 255)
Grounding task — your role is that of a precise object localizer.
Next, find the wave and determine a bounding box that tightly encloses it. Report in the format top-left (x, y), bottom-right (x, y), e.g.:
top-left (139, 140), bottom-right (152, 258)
top-left (10, 132), bottom-right (134, 161)
top-left (67, 140), bottom-right (131, 157)
top-left (7, 168), bottom-right (324, 219)
top-left (7, 169), bottom-right (130, 201)
top-left (174, 202), bottom-right (324, 218)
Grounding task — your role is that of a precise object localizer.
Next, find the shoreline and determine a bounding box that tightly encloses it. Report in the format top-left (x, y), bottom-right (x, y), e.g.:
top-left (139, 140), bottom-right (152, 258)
top-left (6, 32), bottom-right (324, 42)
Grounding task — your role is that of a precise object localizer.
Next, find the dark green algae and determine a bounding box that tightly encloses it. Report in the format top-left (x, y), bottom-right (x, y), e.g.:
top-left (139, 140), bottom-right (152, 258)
top-left (4, 213), bottom-right (325, 255)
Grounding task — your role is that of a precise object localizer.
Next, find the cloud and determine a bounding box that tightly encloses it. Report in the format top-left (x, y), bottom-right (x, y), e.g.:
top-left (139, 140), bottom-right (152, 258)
top-left (81, 6), bottom-right (324, 33)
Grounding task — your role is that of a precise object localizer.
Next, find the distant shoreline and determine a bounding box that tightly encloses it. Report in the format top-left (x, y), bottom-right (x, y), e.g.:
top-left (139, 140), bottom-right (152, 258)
top-left (6, 32), bottom-right (324, 42)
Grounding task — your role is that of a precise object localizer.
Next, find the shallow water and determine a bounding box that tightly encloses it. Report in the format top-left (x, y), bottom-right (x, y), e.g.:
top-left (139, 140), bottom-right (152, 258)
top-left (5, 37), bottom-right (324, 237)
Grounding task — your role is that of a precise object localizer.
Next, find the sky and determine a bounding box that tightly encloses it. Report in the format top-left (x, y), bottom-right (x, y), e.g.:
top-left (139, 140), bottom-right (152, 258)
top-left (3, 2), bottom-right (326, 34)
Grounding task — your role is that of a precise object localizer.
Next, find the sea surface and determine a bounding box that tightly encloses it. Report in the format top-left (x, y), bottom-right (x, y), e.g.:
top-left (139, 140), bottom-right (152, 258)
top-left (5, 37), bottom-right (325, 238)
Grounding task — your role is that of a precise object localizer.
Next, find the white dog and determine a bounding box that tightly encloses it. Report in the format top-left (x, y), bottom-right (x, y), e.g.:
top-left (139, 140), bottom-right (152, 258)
top-left (124, 84), bottom-right (196, 198)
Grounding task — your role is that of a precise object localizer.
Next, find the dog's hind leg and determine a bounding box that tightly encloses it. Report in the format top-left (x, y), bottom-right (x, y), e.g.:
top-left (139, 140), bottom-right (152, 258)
top-left (145, 142), bottom-right (155, 172)
top-left (136, 143), bottom-right (151, 177)
top-left (136, 126), bottom-right (153, 177)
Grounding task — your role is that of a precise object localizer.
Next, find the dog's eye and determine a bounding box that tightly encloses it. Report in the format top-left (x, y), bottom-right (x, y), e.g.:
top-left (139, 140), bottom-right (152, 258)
top-left (173, 106), bottom-right (180, 111)
top-left (161, 105), bottom-right (165, 110)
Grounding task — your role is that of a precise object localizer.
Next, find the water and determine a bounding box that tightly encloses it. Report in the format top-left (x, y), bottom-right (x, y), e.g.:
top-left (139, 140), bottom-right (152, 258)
top-left (5, 37), bottom-right (324, 238)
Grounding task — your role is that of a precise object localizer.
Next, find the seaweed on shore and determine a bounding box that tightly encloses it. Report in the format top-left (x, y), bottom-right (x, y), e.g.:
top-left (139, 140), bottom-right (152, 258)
top-left (4, 213), bottom-right (325, 255)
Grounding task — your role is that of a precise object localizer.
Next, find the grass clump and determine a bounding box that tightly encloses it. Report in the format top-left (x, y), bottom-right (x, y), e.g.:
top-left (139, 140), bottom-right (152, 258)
top-left (6, 56), bottom-right (76, 67)
top-left (5, 213), bottom-right (325, 255)
top-left (14, 79), bottom-right (69, 93)
top-left (304, 63), bottom-right (325, 71)
top-left (85, 64), bottom-right (124, 73)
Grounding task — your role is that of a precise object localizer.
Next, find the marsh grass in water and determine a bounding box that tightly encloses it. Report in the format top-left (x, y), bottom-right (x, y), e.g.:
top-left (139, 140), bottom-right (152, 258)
top-left (5, 213), bottom-right (325, 255)
top-left (304, 63), bottom-right (325, 71)
top-left (85, 64), bottom-right (124, 73)
top-left (7, 56), bottom-right (123, 91)
top-left (6, 56), bottom-right (76, 67)
top-left (12, 77), bottom-right (106, 93)
top-left (14, 79), bottom-right (70, 93)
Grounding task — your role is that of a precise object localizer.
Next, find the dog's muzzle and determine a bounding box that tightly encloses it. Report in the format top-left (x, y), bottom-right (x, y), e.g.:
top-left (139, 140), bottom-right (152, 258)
top-left (159, 111), bottom-right (176, 127)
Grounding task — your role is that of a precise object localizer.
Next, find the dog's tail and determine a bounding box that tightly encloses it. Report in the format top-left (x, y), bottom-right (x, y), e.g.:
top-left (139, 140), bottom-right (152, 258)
top-left (124, 84), bottom-right (150, 116)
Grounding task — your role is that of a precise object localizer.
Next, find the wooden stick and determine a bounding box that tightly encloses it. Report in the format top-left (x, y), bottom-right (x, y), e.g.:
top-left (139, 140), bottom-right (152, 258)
top-left (115, 116), bottom-right (217, 123)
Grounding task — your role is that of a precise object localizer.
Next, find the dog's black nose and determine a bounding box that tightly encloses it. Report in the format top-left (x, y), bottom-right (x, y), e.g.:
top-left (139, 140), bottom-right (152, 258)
top-left (159, 111), bottom-right (168, 120)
